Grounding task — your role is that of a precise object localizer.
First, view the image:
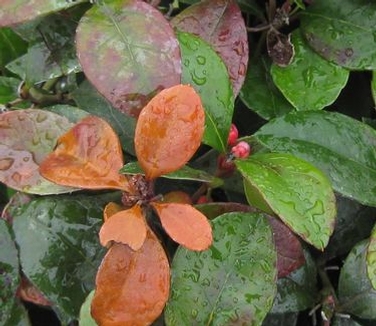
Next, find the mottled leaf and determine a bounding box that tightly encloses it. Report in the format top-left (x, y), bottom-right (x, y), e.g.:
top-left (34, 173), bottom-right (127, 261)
top-left (91, 231), bottom-right (170, 326)
top-left (40, 115), bottom-right (130, 191)
top-left (271, 31), bottom-right (349, 110)
top-left (254, 110), bottom-right (376, 207)
top-left (2, 301), bottom-right (31, 326)
top-left (135, 84), bottom-right (205, 180)
top-left (172, 0), bottom-right (248, 96)
top-left (300, 0), bottom-right (376, 70)
top-left (177, 31), bottom-right (234, 152)
top-left (79, 291), bottom-right (97, 326)
top-left (367, 224), bottom-right (376, 290)
top-left (165, 212), bottom-right (277, 325)
top-left (236, 153), bottom-right (336, 250)
top-left (151, 202), bottom-right (212, 251)
top-left (0, 109), bottom-right (76, 194)
top-left (0, 27), bottom-right (27, 70)
top-left (76, 0), bottom-right (181, 117)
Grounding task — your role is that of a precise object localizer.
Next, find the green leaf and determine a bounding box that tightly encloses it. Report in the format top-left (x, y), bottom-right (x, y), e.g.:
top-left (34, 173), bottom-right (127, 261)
top-left (45, 104), bottom-right (90, 123)
top-left (338, 240), bottom-right (376, 319)
top-left (3, 301), bottom-right (31, 326)
top-left (254, 110), bottom-right (376, 207)
top-left (11, 194), bottom-right (110, 324)
top-left (0, 76), bottom-right (19, 104)
top-left (271, 31), bottom-right (349, 110)
top-left (0, 27), bottom-right (27, 70)
top-left (236, 153), bottom-right (336, 250)
top-left (300, 0), bottom-right (376, 70)
top-left (262, 312), bottom-right (299, 326)
top-left (177, 31), bottom-right (234, 152)
top-left (372, 71), bottom-right (376, 107)
top-left (367, 224), bottom-right (376, 290)
top-left (165, 212), bottom-right (277, 325)
top-left (240, 56), bottom-right (294, 120)
top-left (79, 291), bottom-right (97, 326)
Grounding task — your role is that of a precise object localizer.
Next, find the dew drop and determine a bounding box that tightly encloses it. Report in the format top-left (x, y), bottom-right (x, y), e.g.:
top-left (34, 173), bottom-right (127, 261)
top-left (191, 309), bottom-right (198, 318)
top-left (196, 55), bottom-right (206, 65)
top-left (11, 172), bottom-right (22, 183)
top-left (0, 158), bottom-right (14, 170)
top-left (218, 29), bottom-right (230, 42)
top-left (233, 297), bottom-right (238, 303)
top-left (36, 112), bottom-right (47, 123)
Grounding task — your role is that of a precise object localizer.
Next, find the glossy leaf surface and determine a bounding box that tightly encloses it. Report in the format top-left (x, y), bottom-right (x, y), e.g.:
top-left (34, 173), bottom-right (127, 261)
top-left (172, 0), bottom-right (248, 96)
top-left (254, 110), bottom-right (376, 207)
top-left (236, 153), bottom-right (336, 250)
top-left (0, 27), bottom-right (27, 69)
top-left (0, 109), bottom-right (76, 194)
top-left (99, 204), bottom-right (147, 251)
top-left (76, 0), bottom-right (181, 117)
top-left (92, 230), bottom-right (170, 326)
top-left (165, 212), bottom-right (277, 325)
top-left (300, 0), bottom-right (376, 70)
top-left (367, 224), bottom-right (376, 290)
top-left (151, 202), bottom-right (212, 251)
top-left (177, 31), bottom-right (234, 152)
top-left (135, 84), bottom-right (205, 180)
top-left (40, 115), bottom-right (130, 191)
top-left (271, 31), bottom-right (349, 110)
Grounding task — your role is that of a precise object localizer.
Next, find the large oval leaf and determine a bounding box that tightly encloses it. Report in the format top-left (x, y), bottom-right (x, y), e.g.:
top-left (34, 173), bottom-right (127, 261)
top-left (91, 230), bottom-right (170, 326)
top-left (151, 202), bottom-right (212, 251)
top-left (76, 0), bottom-right (181, 117)
top-left (300, 0), bottom-right (376, 70)
top-left (236, 153), bottom-right (336, 250)
top-left (271, 31), bottom-right (349, 110)
top-left (135, 84), bottom-right (205, 180)
top-left (172, 0), bottom-right (248, 96)
top-left (165, 212), bottom-right (277, 325)
top-left (254, 110), bottom-right (376, 207)
top-left (177, 31), bottom-right (234, 152)
top-left (40, 115), bottom-right (130, 191)
top-left (0, 109), bottom-right (76, 194)
top-left (367, 224), bottom-right (376, 290)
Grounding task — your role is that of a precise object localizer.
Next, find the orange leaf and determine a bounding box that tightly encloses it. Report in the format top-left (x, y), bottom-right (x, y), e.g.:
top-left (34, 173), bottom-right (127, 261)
top-left (91, 230), bottom-right (170, 326)
top-left (151, 202), bottom-right (213, 251)
top-left (103, 202), bottom-right (124, 222)
top-left (135, 84), bottom-right (205, 179)
top-left (39, 116), bottom-right (129, 191)
top-left (99, 204), bottom-right (147, 251)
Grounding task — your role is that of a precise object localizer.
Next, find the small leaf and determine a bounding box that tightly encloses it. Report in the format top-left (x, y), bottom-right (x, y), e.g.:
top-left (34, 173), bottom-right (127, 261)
top-left (236, 153), bottom-right (336, 250)
top-left (91, 230), bottom-right (170, 326)
top-left (99, 204), bottom-right (147, 251)
top-left (76, 0), bottom-right (181, 117)
top-left (271, 31), bottom-right (349, 110)
top-left (135, 84), bottom-right (205, 180)
top-left (367, 224), bottom-right (376, 290)
top-left (151, 202), bottom-right (212, 251)
top-left (40, 115), bottom-right (130, 191)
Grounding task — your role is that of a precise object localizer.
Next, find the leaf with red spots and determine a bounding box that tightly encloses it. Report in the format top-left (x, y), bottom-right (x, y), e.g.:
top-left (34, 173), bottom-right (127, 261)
top-left (172, 0), bottom-right (248, 96)
top-left (91, 230), bottom-right (170, 326)
top-left (134, 84), bottom-right (205, 180)
top-left (151, 202), bottom-right (213, 251)
top-left (40, 116), bottom-right (130, 191)
top-left (76, 0), bottom-right (181, 117)
top-left (99, 204), bottom-right (147, 251)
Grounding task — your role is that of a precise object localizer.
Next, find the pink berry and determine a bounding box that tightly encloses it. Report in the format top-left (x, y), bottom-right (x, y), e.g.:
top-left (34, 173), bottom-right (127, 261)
top-left (227, 124), bottom-right (239, 146)
top-left (231, 141), bottom-right (250, 159)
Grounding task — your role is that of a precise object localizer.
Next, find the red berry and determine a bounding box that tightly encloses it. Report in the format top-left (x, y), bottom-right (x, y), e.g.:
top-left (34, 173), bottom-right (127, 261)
top-left (231, 141), bottom-right (250, 159)
top-left (227, 124), bottom-right (239, 146)
top-left (196, 196), bottom-right (210, 204)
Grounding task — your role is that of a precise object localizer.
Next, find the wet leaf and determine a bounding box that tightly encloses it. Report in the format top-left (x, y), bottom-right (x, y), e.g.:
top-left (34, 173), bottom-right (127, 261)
top-left (338, 240), bottom-right (376, 319)
top-left (367, 224), bottom-right (376, 290)
top-left (240, 56), bottom-right (294, 120)
top-left (99, 204), bottom-right (147, 251)
top-left (79, 291), bottom-right (97, 326)
top-left (135, 84), bottom-right (205, 180)
top-left (172, 0), bottom-right (248, 96)
top-left (236, 153), bottom-right (336, 250)
top-left (254, 110), bottom-right (376, 207)
top-left (300, 0), bottom-right (376, 70)
top-left (0, 76), bottom-right (19, 104)
top-left (45, 104), bottom-right (90, 123)
top-left (271, 31), bottom-right (349, 110)
top-left (151, 202), bottom-right (212, 251)
top-left (177, 31), bottom-right (234, 152)
top-left (11, 194), bottom-right (108, 324)
top-left (40, 115), bottom-right (130, 191)
top-left (0, 27), bottom-right (27, 70)
top-left (0, 108), bottom-right (76, 194)
top-left (165, 212), bottom-right (277, 325)
top-left (76, 0), bottom-right (181, 117)
top-left (91, 230), bottom-right (170, 326)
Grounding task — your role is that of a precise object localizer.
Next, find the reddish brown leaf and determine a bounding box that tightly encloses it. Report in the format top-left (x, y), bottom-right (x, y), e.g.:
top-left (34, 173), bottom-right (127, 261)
top-left (151, 202), bottom-right (213, 251)
top-left (16, 276), bottom-right (51, 307)
top-left (172, 0), bottom-right (248, 96)
top-left (91, 230), bottom-right (170, 326)
top-left (40, 116), bottom-right (130, 191)
top-left (135, 84), bottom-right (205, 180)
top-left (99, 204), bottom-right (147, 251)
top-left (103, 202), bottom-right (124, 222)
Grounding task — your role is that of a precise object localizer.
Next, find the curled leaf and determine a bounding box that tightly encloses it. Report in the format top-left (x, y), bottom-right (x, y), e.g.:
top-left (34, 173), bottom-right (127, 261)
top-left (151, 202), bottom-right (213, 251)
top-left (99, 204), bottom-right (147, 251)
top-left (135, 84), bottom-right (205, 179)
top-left (40, 116), bottom-right (130, 191)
